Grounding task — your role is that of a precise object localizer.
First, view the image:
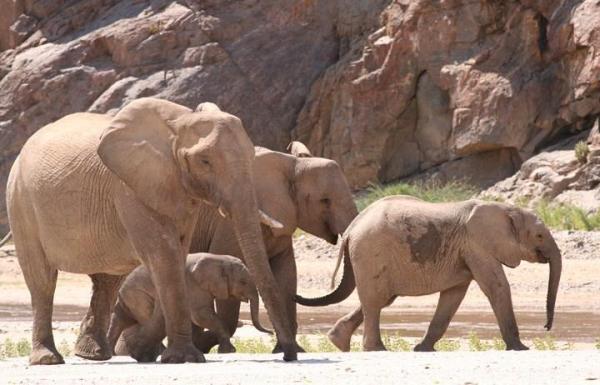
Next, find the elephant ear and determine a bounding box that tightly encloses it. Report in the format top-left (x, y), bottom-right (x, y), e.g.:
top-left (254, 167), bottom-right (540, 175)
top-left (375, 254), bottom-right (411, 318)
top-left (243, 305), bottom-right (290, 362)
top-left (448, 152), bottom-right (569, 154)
top-left (191, 258), bottom-right (230, 300)
top-left (286, 141), bottom-right (312, 158)
top-left (252, 148), bottom-right (297, 237)
top-left (466, 202), bottom-right (524, 268)
top-left (97, 98), bottom-right (192, 216)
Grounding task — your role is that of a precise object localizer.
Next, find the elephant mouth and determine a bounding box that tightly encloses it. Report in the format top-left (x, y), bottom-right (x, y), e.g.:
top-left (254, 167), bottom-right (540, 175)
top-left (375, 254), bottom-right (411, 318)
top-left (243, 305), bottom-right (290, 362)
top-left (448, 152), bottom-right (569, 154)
top-left (536, 248), bottom-right (549, 263)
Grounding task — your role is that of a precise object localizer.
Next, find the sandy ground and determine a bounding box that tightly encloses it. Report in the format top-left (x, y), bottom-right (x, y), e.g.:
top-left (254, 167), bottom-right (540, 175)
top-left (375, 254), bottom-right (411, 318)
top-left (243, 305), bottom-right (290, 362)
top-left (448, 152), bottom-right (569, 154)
top-left (2, 351), bottom-right (599, 385)
top-left (0, 231), bottom-right (599, 383)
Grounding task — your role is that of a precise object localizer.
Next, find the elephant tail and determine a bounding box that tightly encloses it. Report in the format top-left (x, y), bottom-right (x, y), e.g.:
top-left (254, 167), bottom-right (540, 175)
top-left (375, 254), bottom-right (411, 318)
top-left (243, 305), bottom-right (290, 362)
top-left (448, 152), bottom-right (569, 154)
top-left (294, 236), bottom-right (355, 306)
top-left (0, 231), bottom-right (11, 248)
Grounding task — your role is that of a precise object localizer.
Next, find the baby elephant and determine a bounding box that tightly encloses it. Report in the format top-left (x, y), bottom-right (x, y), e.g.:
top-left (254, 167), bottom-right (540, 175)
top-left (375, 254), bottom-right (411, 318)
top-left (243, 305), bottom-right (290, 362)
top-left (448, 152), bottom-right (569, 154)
top-left (108, 253), bottom-right (271, 362)
top-left (296, 196), bottom-right (562, 352)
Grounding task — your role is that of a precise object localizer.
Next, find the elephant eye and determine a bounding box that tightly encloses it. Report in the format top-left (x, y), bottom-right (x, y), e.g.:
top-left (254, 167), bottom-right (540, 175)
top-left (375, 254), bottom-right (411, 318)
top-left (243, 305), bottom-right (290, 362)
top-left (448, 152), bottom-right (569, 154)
top-left (320, 198), bottom-right (331, 206)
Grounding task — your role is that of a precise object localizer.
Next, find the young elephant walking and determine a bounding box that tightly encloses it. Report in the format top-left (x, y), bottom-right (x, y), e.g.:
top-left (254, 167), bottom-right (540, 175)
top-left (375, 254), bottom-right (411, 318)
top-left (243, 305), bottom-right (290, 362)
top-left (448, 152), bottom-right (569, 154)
top-left (296, 196), bottom-right (562, 352)
top-left (108, 253), bottom-right (271, 362)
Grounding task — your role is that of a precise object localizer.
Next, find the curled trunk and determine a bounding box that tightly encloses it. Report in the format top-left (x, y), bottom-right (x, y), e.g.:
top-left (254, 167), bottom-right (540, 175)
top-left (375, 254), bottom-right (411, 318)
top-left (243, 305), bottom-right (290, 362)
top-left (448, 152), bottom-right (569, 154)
top-left (545, 247), bottom-right (562, 330)
top-left (249, 293), bottom-right (272, 334)
top-left (295, 237), bottom-right (355, 306)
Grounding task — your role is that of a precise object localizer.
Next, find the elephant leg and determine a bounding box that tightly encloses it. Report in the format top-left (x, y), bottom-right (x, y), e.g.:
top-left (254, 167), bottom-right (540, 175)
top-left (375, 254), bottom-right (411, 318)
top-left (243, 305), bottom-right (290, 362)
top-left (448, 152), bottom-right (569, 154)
top-left (191, 307), bottom-right (236, 354)
top-left (328, 306), bottom-right (364, 352)
top-left (125, 305), bottom-right (168, 362)
top-left (270, 246), bottom-right (305, 353)
top-left (468, 261), bottom-right (528, 350)
top-left (193, 298), bottom-right (240, 353)
top-left (362, 305), bottom-right (386, 351)
top-left (414, 281), bottom-right (470, 352)
top-left (115, 189), bottom-right (204, 363)
top-left (75, 273), bottom-right (124, 360)
top-left (17, 238), bottom-right (63, 365)
top-left (107, 299), bottom-right (137, 355)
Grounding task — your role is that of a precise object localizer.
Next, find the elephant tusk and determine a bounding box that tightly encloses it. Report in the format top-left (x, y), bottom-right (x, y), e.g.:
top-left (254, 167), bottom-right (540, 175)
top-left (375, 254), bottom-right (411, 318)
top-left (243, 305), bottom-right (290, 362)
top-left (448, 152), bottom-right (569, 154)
top-left (218, 205), bottom-right (229, 219)
top-left (259, 210), bottom-right (283, 229)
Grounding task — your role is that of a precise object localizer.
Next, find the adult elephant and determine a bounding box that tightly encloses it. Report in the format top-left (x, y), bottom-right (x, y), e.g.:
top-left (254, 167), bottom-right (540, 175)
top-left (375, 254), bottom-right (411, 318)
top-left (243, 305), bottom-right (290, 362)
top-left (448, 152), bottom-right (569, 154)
top-left (188, 144), bottom-right (358, 353)
top-left (5, 98), bottom-right (296, 364)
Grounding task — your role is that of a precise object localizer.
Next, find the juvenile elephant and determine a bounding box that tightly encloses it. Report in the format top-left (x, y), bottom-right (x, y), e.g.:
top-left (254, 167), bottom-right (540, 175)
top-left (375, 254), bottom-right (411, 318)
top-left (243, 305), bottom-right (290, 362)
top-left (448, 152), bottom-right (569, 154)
top-left (107, 253), bottom-right (271, 361)
top-left (6, 98), bottom-right (296, 364)
top-left (296, 196), bottom-right (562, 352)
top-left (190, 144), bottom-right (358, 353)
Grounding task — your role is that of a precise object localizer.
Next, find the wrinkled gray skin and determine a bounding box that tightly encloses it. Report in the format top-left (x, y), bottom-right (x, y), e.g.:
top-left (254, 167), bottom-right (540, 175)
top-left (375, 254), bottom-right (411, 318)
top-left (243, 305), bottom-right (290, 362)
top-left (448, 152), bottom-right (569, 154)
top-left (296, 196), bottom-right (562, 352)
top-left (190, 144), bottom-right (358, 353)
top-left (5, 98), bottom-right (296, 364)
top-left (107, 253), bottom-right (271, 362)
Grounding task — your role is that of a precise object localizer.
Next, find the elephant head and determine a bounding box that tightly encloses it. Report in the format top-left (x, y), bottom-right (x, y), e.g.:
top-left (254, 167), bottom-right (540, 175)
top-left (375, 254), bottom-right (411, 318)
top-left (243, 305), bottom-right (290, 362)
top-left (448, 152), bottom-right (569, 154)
top-left (253, 143), bottom-right (358, 244)
top-left (191, 254), bottom-right (272, 334)
top-left (466, 202), bottom-right (562, 330)
top-left (97, 98), bottom-right (293, 359)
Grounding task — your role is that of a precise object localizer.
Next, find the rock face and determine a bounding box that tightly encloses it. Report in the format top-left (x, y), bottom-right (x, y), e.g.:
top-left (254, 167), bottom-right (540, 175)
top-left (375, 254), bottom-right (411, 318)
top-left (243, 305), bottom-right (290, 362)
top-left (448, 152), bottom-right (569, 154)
top-left (1, 0), bottom-right (600, 232)
top-left (484, 120), bottom-right (600, 212)
top-left (293, 0), bottom-right (600, 187)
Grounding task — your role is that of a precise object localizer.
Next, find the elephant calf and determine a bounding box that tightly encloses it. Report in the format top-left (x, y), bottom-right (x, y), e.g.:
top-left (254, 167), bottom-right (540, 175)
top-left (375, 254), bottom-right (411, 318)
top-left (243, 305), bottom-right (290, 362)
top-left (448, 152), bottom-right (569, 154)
top-left (296, 196), bottom-right (562, 352)
top-left (108, 253), bottom-right (271, 362)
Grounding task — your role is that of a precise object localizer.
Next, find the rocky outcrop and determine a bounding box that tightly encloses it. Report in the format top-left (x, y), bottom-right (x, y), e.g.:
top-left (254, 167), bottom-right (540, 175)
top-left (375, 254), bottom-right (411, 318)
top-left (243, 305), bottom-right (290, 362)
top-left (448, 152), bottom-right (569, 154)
top-left (484, 120), bottom-right (600, 212)
top-left (293, 0), bottom-right (600, 187)
top-left (1, 0), bottom-right (600, 232)
top-left (0, 0), bottom-right (389, 231)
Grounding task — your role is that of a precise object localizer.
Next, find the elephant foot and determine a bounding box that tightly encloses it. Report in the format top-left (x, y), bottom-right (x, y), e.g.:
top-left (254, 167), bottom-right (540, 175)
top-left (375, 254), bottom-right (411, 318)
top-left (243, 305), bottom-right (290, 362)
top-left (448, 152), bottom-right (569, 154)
top-left (506, 341), bottom-right (529, 351)
top-left (327, 325), bottom-right (352, 352)
top-left (363, 340), bottom-right (387, 352)
top-left (413, 342), bottom-right (435, 352)
top-left (74, 332), bottom-right (111, 361)
top-left (272, 341), bottom-right (306, 354)
top-left (30, 345), bottom-right (64, 365)
top-left (217, 341), bottom-right (236, 354)
top-left (160, 342), bottom-right (205, 364)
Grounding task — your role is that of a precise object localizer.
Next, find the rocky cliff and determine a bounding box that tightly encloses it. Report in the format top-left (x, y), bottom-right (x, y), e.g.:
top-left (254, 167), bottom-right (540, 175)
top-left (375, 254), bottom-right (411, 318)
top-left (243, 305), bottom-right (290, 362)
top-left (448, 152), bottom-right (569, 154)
top-left (1, 0), bottom-right (599, 232)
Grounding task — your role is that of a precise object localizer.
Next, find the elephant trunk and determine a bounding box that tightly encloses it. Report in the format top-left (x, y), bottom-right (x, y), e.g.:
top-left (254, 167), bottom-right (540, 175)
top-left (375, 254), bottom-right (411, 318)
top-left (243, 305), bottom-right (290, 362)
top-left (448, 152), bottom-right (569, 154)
top-left (295, 237), bottom-right (355, 306)
top-left (249, 291), bottom-right (273, 335)
top-left (545, 246), bottom-right (562, 330)
top-left (229, 173), bottom-right (295, 360)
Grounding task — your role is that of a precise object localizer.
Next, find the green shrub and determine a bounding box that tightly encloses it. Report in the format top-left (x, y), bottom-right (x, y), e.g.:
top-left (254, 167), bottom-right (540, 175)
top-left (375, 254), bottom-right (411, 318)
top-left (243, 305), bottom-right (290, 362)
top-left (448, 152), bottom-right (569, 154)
top-left (0, 338), bottom-right (31, 358)
top-left (595, 338), bottom-right (600, 350)
top-left (574, 141), bottom-right (590, 164)
top-left (356, 181), bottom-right (477, 211)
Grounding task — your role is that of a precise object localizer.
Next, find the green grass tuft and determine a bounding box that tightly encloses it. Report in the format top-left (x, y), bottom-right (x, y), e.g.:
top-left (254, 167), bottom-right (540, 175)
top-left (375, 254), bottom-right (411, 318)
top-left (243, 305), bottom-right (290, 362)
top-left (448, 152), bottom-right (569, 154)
top-left (595, 338), bottom-right (600, 350)
top-left (381, 333), bottom-right (411, 352)
top-left (356, 181), bottom-right (477, 211)
top-left (231, 337), bottom-right (274, 354)
top-left (532, 335), bottom-right (558, 350)
top-left (467, 332), bottom-right (492, 351)
top-left (0, 338), bottom-right (32, 359)
top-left (534, 201), bottom-right (600, 231)
top-left (434, 338), bottom-right (461, 351)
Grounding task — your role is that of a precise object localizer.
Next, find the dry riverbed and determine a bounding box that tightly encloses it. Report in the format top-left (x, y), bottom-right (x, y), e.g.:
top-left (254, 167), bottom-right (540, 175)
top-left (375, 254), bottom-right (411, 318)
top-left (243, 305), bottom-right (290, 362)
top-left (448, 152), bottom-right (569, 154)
top-left (1, 231), bottom-right (599, 383)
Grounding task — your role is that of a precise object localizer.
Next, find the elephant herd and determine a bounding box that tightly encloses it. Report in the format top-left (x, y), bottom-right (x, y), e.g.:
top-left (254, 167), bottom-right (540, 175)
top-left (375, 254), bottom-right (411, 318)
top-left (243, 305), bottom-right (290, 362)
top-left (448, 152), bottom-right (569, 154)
top-left (4, 98), bottom-right (561, 366)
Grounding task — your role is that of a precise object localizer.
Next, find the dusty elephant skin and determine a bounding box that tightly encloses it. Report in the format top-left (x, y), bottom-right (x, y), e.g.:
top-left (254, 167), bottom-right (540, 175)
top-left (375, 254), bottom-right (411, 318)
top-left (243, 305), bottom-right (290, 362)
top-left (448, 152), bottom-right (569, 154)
top-left (189, 144), bottom-right (358, 353)
top-left (5, 97), bottom-right (297, 365)
top-left (296, 196), bottom-right (562, 352)
top-left (107, 253), bottom-right (271, 362)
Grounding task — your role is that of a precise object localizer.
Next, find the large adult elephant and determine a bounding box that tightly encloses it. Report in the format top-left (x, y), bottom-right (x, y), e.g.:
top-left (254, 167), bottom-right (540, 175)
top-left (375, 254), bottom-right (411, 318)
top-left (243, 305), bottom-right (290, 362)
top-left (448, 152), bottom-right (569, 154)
top-left (188, 144), bottom-right (358, 352)
top-left (5, 98), bottom-right (296, 364)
